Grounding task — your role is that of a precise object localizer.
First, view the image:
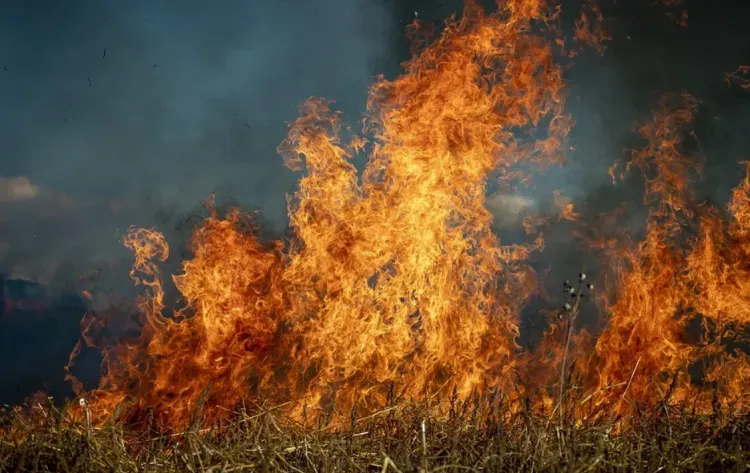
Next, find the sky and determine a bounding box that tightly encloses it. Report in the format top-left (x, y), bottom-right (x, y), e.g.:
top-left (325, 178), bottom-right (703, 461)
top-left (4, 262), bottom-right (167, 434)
top-left (1, 0), bottom-right (749, 402)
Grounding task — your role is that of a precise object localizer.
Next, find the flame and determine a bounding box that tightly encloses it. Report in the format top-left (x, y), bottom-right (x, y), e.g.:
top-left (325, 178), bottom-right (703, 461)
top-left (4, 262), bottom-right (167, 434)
top-left (654, 0), bottom-right (689, 27)
top-left (726, 66), bottom-right (750, 90)
top-left (56, 0), bottom-right (749, 433)
top-left (64, 0), bottom-right (572, 430)
top-left (553, 190), bottom-right (579, 222)
top-left (578, 94), bottom-right (750, 417)
top-left (607, 162), bottom-right (620, 185)
top-left (573, 0), bottom-right (611, 56)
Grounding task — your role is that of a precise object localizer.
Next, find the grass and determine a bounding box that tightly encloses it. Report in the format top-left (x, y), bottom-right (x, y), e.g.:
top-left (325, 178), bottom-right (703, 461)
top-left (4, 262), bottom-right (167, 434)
top-left (1, 394), bottom-right (748, 473)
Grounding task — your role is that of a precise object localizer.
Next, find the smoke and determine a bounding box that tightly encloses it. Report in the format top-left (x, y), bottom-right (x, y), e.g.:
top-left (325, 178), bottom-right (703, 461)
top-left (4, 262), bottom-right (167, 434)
top-left (5, 1), bottom-right (748, 289)
top-left (0, 0), bottom-right (394, 286)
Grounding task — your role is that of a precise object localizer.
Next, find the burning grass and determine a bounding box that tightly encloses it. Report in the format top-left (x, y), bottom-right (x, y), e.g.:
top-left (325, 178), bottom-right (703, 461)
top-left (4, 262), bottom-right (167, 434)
top-left (50, 0), bottom-right (748, 434)
top-left (2, 1), bottom-right (750, 470)
top-left (1, 394), bottom-right (748, 472)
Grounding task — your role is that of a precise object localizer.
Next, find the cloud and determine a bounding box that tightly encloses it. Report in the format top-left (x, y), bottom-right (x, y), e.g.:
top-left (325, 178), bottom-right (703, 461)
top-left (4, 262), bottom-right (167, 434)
top-left (0, 176), bottom-right (75, 217)
top-left (0, 176), bottom-right (40, 203)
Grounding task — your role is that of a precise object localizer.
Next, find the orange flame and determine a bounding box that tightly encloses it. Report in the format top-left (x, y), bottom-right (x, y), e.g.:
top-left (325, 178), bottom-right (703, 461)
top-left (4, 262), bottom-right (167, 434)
top-left (578, 94), bottom-right (750, 417)
top-left (654, 0), bottom-right (689, 27)
top-left (726, 66), bottom-right (750, 90)
top-left (553, 190), bottom-right (580, 222)
top-left (60, 0), bottom-right (749, 432)
top-left (573, 0), bottom-right (611, 56)
top-left (65, 0), bottom-right (573, 430)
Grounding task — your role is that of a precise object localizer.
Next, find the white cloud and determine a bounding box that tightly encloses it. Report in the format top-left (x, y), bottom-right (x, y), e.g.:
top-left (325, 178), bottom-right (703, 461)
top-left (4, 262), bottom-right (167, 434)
top-left (0, 176), bottom-right (40, 203)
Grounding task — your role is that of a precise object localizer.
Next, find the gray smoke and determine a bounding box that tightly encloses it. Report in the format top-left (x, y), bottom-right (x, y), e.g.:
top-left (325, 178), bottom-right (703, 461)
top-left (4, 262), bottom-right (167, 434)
top-left (0, 0), bottom-right (394, 286)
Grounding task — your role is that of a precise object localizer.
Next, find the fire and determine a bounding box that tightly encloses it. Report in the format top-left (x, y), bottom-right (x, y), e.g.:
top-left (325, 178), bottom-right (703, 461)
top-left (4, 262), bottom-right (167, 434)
top-left (654, 0), bottom-right (689, 27)
top-left (553, 190), bottom-right (579, 222)
top-left (65, 0), bottom-right (570, 430)
top-left (726, 66), bottom-right (750, 90)
top-left (573, 0), bottom-right (611, 56)
top-left (57, 0), bottom-right (748, 433)
top-left (577, 93), bottom-right (750, 416)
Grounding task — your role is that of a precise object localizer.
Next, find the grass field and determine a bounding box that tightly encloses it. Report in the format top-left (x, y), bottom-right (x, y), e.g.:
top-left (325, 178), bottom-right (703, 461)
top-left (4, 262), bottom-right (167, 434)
top-left (1, 395), bottom-right (748, 472)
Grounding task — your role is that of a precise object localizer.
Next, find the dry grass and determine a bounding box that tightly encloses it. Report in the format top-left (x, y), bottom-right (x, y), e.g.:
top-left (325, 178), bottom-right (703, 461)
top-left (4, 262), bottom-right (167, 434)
top-left (1, 394), bottom-right (748, 473)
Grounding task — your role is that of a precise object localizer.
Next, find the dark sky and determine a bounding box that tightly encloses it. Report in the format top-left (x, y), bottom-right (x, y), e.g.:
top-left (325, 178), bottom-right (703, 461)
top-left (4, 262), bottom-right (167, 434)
top-left (0, 0), bottom-right (749, 290)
